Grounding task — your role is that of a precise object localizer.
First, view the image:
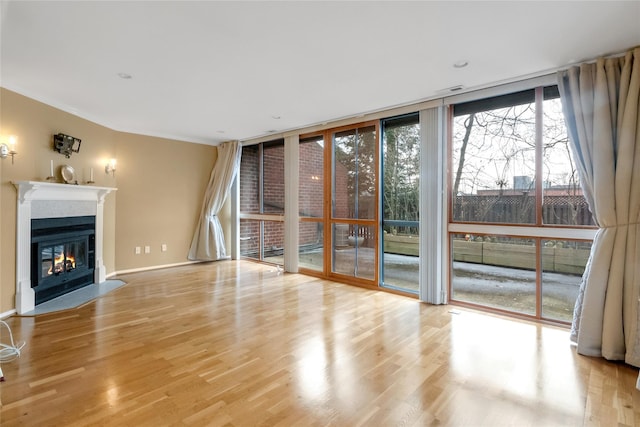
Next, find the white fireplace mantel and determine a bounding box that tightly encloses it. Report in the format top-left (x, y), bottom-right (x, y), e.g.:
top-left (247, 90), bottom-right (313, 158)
top-left (13, 181), bottom-right (116, 314)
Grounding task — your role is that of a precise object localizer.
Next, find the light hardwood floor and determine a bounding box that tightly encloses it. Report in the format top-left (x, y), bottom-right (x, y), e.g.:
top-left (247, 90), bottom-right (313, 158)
top-left (1, 261), bottom-right (638, 426)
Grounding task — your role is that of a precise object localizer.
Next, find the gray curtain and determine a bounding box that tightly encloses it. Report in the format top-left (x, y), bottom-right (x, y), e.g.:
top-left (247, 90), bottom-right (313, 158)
top-left (188, 140), bottom-right (242, 261)
top-left (557, 47), bottom-right (640, 384)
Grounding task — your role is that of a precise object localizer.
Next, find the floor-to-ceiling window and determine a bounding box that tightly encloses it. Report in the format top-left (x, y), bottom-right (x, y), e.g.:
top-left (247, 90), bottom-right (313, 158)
top-left (449, 85), bottom-right (595, 322)
top-left (240, 116), bottom-right (425, 295)
top-left (330, 122), bottom-right (379, 285)
top-left (298, 134), bottom-right (325, 273)
top-left (381, 113), bottom-right (420, 293)
top-left (236, 79), bottom-right (595, 319)
top-left (295, 122), bottom-right (382, 286)
top-left (239, 139), bottom-right (285, 265)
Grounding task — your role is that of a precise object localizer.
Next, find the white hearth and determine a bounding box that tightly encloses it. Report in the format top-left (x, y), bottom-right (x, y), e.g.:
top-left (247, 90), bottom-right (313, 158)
top-left (13, 181), bottom-right (116, 314)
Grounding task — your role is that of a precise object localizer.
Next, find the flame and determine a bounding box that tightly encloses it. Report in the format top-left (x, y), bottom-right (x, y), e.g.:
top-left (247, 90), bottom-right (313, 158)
top-left (48, 252), bottom-right (76, 275)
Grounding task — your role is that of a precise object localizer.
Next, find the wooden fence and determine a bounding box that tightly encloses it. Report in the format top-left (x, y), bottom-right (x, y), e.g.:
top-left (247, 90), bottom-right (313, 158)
top-left (453, 195), bottom-right (593, 225)
top-left (384, 235), bottom-right (589, 275)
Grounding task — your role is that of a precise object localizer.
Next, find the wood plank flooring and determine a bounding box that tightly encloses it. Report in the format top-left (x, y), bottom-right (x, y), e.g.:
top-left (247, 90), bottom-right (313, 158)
top-left (0, 260), bottom-right (638, 426)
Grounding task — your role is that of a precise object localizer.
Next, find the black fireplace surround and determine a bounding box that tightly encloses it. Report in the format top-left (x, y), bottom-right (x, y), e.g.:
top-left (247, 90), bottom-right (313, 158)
top-left (31, 215), bottom-right (96, 304)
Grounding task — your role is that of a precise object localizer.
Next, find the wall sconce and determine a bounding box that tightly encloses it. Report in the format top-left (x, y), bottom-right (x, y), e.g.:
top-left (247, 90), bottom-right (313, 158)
top-left (0, 135), bottom-right (18, 164)
top-left (105, 158), bottom-right (116, 176)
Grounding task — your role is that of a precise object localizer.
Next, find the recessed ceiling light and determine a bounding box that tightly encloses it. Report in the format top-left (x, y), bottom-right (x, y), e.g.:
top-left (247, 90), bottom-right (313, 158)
top-left (453, 60), bottom-right (469, 69)
top-left (271, 115), bottom-right (281, 120)
top-left (217, 130), bottom-right (225, 134)
top-left (117, 72), bottom-right (133, 79)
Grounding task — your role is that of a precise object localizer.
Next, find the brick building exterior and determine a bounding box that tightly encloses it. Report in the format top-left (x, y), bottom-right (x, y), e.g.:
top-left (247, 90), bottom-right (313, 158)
top-left (239, 140), bottom-right (350, 259)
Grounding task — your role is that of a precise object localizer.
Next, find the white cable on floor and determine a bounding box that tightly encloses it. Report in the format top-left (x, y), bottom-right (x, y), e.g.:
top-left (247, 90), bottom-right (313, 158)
top-left (0, 320), bottom-right (25, 381)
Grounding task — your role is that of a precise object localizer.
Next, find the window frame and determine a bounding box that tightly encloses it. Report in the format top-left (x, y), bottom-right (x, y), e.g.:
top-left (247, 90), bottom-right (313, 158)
top-left (446, 82), bottom-right (596, 323)
top-left (380, 112), bottom-right (421, 294)
top-left (239, 139), bottom-right (286, 264)
top-left (297, 132), bottom-right (327, 277)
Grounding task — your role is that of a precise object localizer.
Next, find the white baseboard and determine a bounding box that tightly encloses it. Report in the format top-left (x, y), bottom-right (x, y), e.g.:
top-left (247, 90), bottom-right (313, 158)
top-left (112, 260), bottom-right (207, 276)
top-left (0, 309), bottom-right (17, 320)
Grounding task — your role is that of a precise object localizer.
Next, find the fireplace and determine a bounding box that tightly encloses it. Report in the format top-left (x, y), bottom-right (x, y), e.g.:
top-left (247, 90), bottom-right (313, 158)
top-left (31, 216), bottom-right (96, 304)
top-left (13, 181), bottom-right (116, 314)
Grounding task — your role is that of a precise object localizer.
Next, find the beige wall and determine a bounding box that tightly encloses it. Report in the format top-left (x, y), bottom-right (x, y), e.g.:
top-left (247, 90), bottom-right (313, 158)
top-left (114, 132), bottom-right (216, 271)
top-left (0, 88), bottom-right (218, 314)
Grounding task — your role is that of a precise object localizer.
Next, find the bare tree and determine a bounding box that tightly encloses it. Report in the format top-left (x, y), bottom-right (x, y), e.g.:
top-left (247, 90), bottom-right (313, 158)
top-left (451, 96), bottom-right (590, 225)
top-left (453, 113), bottom-right (475, 197)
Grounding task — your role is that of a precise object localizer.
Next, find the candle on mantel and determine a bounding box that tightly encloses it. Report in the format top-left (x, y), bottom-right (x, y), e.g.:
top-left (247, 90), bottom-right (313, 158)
top-left (50, 160), bottom-right (54, 177)
top-left (90, 167), bottom-right (94, 182)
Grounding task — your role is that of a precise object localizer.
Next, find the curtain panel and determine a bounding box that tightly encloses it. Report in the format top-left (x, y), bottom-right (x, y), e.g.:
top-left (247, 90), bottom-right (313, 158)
top-left (188, 140), bottom-right (242, 261)
top-left (557, 47), bottom-right (640, 374)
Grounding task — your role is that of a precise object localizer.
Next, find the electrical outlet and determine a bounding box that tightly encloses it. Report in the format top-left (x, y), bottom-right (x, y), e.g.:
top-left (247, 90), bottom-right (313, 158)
top-left (161, 243), bottom-right (167, 252)
top-left (135, 246), bottom-right (141, 255)
top-left (144, 246), bottom-right (151, 254)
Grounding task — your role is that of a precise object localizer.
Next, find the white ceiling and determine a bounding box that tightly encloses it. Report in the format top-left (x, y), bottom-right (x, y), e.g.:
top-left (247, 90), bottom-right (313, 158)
top-left (2, 1), bottom-right (639, 146)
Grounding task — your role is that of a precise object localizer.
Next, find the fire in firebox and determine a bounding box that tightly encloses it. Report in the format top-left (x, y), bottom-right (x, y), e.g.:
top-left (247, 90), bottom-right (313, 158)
top-left (47, 252), bottom-right (76, 275)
